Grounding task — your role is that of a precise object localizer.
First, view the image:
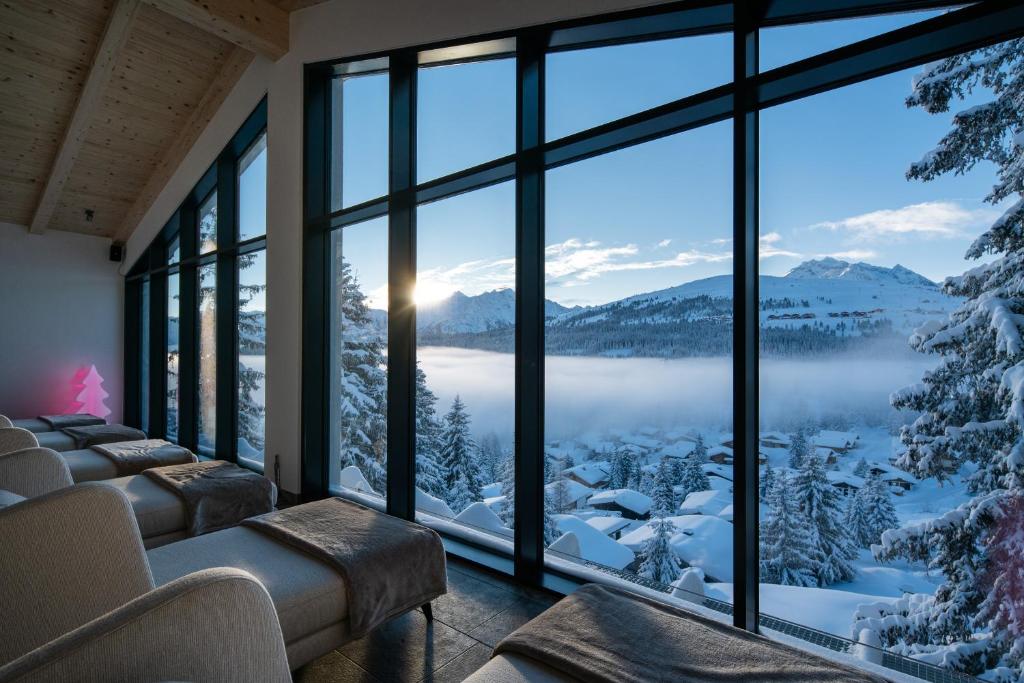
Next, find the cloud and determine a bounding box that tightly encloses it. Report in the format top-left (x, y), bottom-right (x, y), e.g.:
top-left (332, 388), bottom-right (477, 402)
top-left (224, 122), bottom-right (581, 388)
top-left (759, 232), bottom-right (801, 259)
top-left (545, 238), bottom-right (730, 286)
top-left (810, 201), bottom-right (996, 241)
top-left (818, 249), bottom-right (878, 261)
top-left (657, 239), bottom-right (672, 248)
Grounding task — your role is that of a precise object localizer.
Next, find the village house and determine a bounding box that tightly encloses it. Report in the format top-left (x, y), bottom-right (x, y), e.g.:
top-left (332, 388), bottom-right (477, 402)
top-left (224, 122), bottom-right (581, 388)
top-left (813, 430), bottom-right (860, 453)
top-left (588, 488), bottom-right (653, 520)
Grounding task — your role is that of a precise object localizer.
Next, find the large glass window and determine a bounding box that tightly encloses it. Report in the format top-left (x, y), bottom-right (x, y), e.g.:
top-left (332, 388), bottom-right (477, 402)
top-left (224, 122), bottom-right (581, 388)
top-left (415, 182), bottom-right (515, 541)
top-left (331, 66), bottom-right (389, 210)
top-left (238, 250), bottom-right (266, 465)
top-left (238, 132), bottom-right (267, 241)
top-left (166, 271), bottom-right (180, 442)
top-left (417, 51), bottom-right (515, 181)
top-left (198, 192), bottom-right (217, 254)
top-left (197, 262), bottom-right (217, 455)
top-left (545, 123), bottom-right (733, 594)
top-left (329, 217), bottom-right (388, 498)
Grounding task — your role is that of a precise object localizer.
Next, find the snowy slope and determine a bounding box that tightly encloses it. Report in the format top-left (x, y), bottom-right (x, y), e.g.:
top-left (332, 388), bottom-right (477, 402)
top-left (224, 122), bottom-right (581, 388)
top-left (416, 288), bottom-right (574, 334)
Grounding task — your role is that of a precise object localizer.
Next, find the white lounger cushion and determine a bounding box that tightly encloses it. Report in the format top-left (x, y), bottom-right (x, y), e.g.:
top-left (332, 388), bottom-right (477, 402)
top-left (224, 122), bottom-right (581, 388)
top-left (148, 526), bottom-right (348, 649)
top-left (62, 447), bottom-right (119, 482)
top-left (94, 475), bottom-right (187, 541)
top-left (10, 418), bottom-right (48, 433)
top-left (463, 653), bottom-right (575, 683)
top-left (34, 431), bottom-right (76, 452)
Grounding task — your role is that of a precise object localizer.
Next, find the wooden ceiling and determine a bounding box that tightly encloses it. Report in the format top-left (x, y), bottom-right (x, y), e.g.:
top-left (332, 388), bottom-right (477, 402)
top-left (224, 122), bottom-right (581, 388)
top-left (0, 0), bottom-right (311, 242)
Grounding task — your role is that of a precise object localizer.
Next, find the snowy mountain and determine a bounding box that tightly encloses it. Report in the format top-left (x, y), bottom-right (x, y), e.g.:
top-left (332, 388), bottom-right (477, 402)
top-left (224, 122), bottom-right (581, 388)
top-left (417, 288), bottom-right (575, 335)
top-left (389, 260), bottom-right (959, 358)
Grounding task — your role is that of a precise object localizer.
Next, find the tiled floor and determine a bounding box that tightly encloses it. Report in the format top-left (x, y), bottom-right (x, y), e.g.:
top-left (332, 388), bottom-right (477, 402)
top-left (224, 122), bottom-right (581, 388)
top-left (295, 557), bottom-right (559, 683)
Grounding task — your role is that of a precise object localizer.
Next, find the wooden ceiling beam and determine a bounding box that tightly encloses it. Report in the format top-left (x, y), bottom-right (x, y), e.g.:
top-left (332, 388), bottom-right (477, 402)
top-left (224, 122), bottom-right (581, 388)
top-left (112, 47), bottom-right (255, 244)
top-left (28, 0), bottom-right (141, 235)
top-left (144, 0), bottom-right (289, 61)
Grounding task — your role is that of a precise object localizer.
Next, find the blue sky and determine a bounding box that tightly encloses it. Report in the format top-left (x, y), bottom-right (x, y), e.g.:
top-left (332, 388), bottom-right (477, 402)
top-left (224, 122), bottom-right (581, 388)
top-left (336, 9), bottom-right (1007, 309)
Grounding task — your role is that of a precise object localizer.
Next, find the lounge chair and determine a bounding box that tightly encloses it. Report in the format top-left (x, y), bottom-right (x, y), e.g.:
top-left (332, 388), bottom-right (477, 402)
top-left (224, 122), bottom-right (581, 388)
top-left (0, 428), bottom-right (39, 456)
top-left (0, 446), bottom-right (275, 548)
top-left (0, 485), bottom-right (291, 682)
top-left (1, 413), bottom-right (106, 434)
top-left (35, 423), bottom-right (146, 453)
top-left (2, 484), bottom-right (447, 671)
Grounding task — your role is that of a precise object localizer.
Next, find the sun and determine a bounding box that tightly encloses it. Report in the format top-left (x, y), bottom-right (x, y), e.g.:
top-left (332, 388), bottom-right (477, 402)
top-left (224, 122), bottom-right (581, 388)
top-left (413, 280), bottom-right (454, 306)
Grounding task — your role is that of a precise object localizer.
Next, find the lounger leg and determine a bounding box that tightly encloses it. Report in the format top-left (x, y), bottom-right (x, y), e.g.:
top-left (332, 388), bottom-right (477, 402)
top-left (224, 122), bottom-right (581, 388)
top-left (422, 602), bottom-right (433, 622)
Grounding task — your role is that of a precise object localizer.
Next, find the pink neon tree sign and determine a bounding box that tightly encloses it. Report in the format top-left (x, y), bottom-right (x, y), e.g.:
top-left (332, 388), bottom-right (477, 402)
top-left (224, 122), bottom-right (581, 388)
top-left (69, 365), bottom-right (111, 419)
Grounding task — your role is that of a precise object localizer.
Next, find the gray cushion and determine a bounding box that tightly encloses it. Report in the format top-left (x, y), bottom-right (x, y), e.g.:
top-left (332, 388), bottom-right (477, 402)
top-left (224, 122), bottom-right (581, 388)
top-left (62, 448), bottom-right (119, 483)
top-left (148, 526), bottom-right (347, 646)
top-left (93, 476), bottom-right (186, 539)
top-left (0, 489), bottom-right (26, 509)
top-left (11, 418), bottom-right (48, 433)
top-left (463, 653), bottom-right (576, 683)
top-left (35, 431), bottom-right (76, 452)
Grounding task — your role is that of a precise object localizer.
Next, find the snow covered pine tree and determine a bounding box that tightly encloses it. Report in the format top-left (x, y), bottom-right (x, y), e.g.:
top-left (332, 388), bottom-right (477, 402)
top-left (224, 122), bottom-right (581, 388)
top-left (865, 38), bottom-right (1024, 679)
top-left (415, 364), bottom-right (446, 498)
top-left (638, 516), bottom-right (683, 585)
top-left (845, 471), bottom-right (898, 549)
top-left (760, 472), bottom-right (818, 587)
top-left (794, 453), bottom-right (857, 586)
top-left (440, 396), bottom-right (483, 514)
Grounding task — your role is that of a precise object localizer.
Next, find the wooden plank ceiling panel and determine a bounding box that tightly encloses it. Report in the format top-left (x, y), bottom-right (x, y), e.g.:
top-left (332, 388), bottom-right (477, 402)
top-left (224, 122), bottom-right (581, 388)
top-left (0, 0), bottom-right (111, 226)
top-left (50, 3), bottom-right (232, 236)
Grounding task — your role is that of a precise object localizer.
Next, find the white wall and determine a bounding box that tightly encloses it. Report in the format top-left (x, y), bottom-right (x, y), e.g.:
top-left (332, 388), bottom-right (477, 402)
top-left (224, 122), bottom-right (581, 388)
top-left (125, 0), bottom-right (666, 494)
top-left (0, 224), bottom-right (123, 423)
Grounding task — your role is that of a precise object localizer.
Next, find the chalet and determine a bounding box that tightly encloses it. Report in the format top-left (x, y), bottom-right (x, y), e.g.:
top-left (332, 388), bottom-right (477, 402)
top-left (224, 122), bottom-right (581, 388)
top-left (709, 446), bottom-right (733, 464)
top-left (868, 463), bottom-right (918, 492)
top-left (759, 431), bottom-right (792, 449)
top-left (813, 430), bottom-right (860, 453)
top-left (816, 447), bottom-right (840, 466)
top-left (588, 488), bottom-right (653, 520)
top-left (562, 461), bottom-right (611, 488)
top-left (826, 471), bottom-right (865, 497)
top-left (545, 479), bottom-right (594, 512)
top-left (702, 463), bottom-right (734, 482)
top-left (584, 516), bottom-right (633, 540)
top-left (679, 489), bottom-right (731, 516)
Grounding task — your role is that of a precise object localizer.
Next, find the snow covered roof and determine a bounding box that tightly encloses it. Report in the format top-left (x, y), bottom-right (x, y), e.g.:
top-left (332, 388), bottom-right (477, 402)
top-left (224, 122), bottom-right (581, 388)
top-left (717, 504), bottom-right (733, 522)
top-left (826, 471), bottom-right (865, 489)
top-left (562, 461), bottom-right (610, 486)
top-left (588, 488), bottom-right (652, 515)
top-left (337, 466), bottom-right (377, 495)
top-left (545, 479), bottom-right (594, 504)
top-left (707, 445), bottom-right (733, 460)
top-left (759, 431), bottom-right (792, 446)
top-left (702, 463), bottom-right (733, 481)
top-left (415, 487), bottom-right (455, 518)
top-left (620, 515), bottom-right (733, 582)
top-left (814, 430), bottom-right (859, 449)
top-left (454, 502), bottom-right (512, 538)
top-left (653, 441), bottom-right (697, 460)
top-left (585, 516), bottom-right (632, 536)
top-left (552, 516), bottom-right (635, 570)
top-left (815, 447), bottom-right (838, 458)
top-left (679, 489), bottom-right (732, 516)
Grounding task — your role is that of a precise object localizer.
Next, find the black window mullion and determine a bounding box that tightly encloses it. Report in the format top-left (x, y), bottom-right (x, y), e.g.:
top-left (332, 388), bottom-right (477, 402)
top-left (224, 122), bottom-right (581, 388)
top-left (386, 49), bottom-right (417, 521)
top-left (150, 271), bottom-right (168, 440)
top-left (216, 152), bottom-right (238, 462)
top-left (123, 279), bottom-right (142, 429)
top-left (178, 202), bottom-right (199, 452)
top-left (514, 29), bottom-right (546, 584)
top-left (732, 1), bottom-right (759, 633)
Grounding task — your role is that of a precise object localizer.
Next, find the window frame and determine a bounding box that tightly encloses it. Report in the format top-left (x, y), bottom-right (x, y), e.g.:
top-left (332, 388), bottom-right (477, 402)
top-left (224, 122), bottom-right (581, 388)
top-left (125, 99), bottom-right (268, 471)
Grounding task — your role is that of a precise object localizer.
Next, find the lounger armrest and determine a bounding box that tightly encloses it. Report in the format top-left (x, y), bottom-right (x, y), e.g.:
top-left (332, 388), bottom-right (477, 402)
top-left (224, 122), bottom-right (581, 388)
top-left (0, 428), bottom-right (38, 457)
top-left (0, 568), bottom-right (292, 683)
top-left (0, 415), bottom-right (12, 429)
top-left (0, 447), bottom-right (73, 497)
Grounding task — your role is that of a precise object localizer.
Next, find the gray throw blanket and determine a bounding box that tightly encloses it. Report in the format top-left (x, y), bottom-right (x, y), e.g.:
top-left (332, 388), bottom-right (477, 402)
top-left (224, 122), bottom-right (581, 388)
top-left (39, 414), bottom-right (105, 430)
top-left (494, 584), bottom-right (890, 683)
top-left (91, 439), bottom-right (196, 476)
top-left (61, 424), bottom-right (146, 450)
top-left (143, 460), bottom-right (275, 536)
top-left (242, 497), bottom-right (447, 638)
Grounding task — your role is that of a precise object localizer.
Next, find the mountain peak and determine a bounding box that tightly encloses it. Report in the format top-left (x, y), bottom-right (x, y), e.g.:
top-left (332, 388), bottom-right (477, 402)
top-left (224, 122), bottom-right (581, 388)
top-left (785, 258), bottom-right (934, 287)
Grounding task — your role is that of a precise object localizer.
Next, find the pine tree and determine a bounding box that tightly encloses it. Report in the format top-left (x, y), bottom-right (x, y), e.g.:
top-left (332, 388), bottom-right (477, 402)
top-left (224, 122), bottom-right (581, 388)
top-left (978, 495), bottom-right (1024, 679)
top-left (498, 451), bottom-right (515, 528)
top-left (692, 434), bottom-right (708, 462)
top-left (759, 472), bottom-right (818, 587)
top-left (477, 432), bottom-right (505, 484)
top-left (845, 481), bottom-right (875, 549)
top-left (415, 365), bottom-right (446, 498)
top-left (853, 457), bottom-right (869, 478)
top-left (609, 449), bottom-right (634, 489)
top-left (638, 517), bottom-right (683, 584)
top-left (237, 250), bottom-right (267, 456)
top-left (794, 453), bottom-right (857, 586)
top-left (789, 429), bottom-right (810, 470)
top-left (652, 458), bottom-right (676, 516)
top-left (678, 454), bottom-right (710, 500)
top-left (868, 39), bottom-right (1024, 676)
top-left (543, 489), bottom-right (560, 546)
top-left (858, 472), bottom-right (899, 548)
top-left (760, 462), bottom-right (775, 499)
top-left (440, 396), bottom-right (482, 514)
top-left (333, 252), bottom-right (387, 492)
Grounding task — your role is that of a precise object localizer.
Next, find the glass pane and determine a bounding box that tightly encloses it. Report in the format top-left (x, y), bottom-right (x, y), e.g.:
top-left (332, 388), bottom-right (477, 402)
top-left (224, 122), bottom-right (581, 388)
top-left (238, 250), bottom-right (267, 465)
top-left (332, 70), bottom-right (389, 211)
top-left (238, 131), bottom-right (267, 241)
top-left (546, 34), bottom-right (731, 141)
top-left (758, 46), bottom-right (1009, 677)
top-left (197, 262), bottom-right (217, 455)
top-left (760, 10), bottom-right (945, 72)
top-left (166, 272), bottom-right (180, 442)
top-left (198, 192), bottom-right (217, 254)
top-left (329, 217), bottom-right (388, 499)
top-left (544, 123), bottom-right (733, 603)
top-left (418, 56), bottom-right (515, 182)
top-left (167, 236), bottom-right (180, 265)
top-left (415, 182), bottom-right (515, 544)
top-left (140, 278), bottom-right (150, 434)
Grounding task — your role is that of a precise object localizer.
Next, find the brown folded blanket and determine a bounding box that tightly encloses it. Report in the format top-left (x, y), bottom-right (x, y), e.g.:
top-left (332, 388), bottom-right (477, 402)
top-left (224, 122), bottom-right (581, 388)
top-left (143, 460), bottom-right (275, 536)
top-left (61, 424), bottom-right (146, 449)
top-left (494, 584), bottom-right (889, 683)
top-left (91, 439), bottom-right (196, 476)
top-left (39, 414), bottom-right (105, 430)
top-left (241, 497), bottom-right (447, 638)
